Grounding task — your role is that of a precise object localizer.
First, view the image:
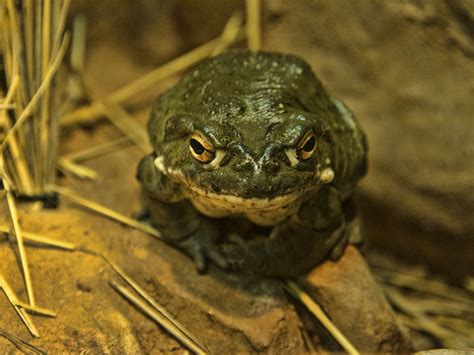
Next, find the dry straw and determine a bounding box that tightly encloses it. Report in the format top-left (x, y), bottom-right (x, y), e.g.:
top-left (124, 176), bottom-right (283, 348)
top-left (1, 0), bottom-right (70, 195)
top-left (0, 275), bottom-right (39, 337)
top-left (246, 0), bottom-right (261, 51)
top-left (0, 0), bottom-right (70, 338)
top-left (374, 265), bottom-right (474, 348)
top-left (0, 329), bottom-right (46, 354)
top-left (0, 224), bottom-right (76, 250)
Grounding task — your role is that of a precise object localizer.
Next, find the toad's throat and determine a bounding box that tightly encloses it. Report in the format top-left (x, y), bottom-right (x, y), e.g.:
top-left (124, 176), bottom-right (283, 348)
top-left (184, 184), bottom-right (304, 226)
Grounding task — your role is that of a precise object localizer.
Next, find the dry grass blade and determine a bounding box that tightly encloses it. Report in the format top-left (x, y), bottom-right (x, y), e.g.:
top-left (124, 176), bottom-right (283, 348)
top-left (3, 180), bottom-right (35, 306)
top-left (0, 76), bottom-right (34, 194)
top-left (57, 157), bottom-right (98, 180)
top-left (374, 268), bottom-right (473, 304)
top-left (246, 0), bottom-right (261, 51)
top-left (110, 281), bottom-right (206, 354)
top-left (98, 101), bottom-right (149, 154)
top-left (283, 280), bottom-right (359, 355)
top-left (61, 137), bottom-right (132, 162)
top-left (0, 276), bottom-right (39, 337)
top-left (211, 11), bottom-right (244, 56)
top-left (52, 185), bottom-right (161, 239)
top-left (386, 288), bottom-right (462, 347)
top-left (1, 0), bottom-right (71, 194)
top-left (70, 14), bottom-right (88, 73)
top-left (0, 223), bottom-right (76, 250)
top-left (104, 256), bottom-right (206, 351)
top-left (301, 327), bottom-right (317, 353)
top-left (434, 315), bottom-right (474, 336)
top-left (1, 33), bottom-right (70, 155)
top-left (14, 301), bottom-right (57, 318)
top-left (373, 263), bottom-right (474, 347)
top-left (0, 329), bottom-right (46, 354)
top-left (61, 29), bottom-right (246, 127)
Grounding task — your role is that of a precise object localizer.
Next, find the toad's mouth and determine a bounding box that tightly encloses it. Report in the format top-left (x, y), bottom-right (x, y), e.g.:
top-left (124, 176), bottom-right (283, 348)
top-left (154, 155), bottom-right (314, 201)
top-left (183, 181), bottom-right (307, 226)
top-left (184, 182), bottom-right (305, 211)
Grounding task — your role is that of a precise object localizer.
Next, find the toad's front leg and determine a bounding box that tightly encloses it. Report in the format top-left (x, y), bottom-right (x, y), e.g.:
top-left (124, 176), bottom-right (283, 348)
top-left (137, 154), bottom-right (228, 272)
top-left (222, 186), bottom-right (348, 277)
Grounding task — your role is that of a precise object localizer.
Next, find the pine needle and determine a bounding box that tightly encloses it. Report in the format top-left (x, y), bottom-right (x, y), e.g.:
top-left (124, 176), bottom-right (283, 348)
top-left (211, 11), bottom-right (244, 56)
top-left (301, 327), bottom-right (317, 353)
top-left (52, 185), bottom-right (161, 239)
top-left (61, 136), bottom-right (132, 163)
top-left (70, 14), bottom-right (88, 73)
top-left (246, 0), bottom-right (261, 51)
top-left (14, 301), bottom-right (57, 318)
top-left (1, 76), bottom-right (34, 194)
top-left (0, 223), bottom-right (76, 251)
top-left (3, 180), bottom-right (35, 306)
top-left (1, 33), bottom-right (70, 156)
top-left (97, 101), bottom-right (149, 154)
top-left (0, 329), bottom-right (46, 354)
top-left (374, 268), bottom-right (473, 304)
top-left (110, 281), bottom-right (206, 354)
top-left (57, 157), bottom-right (98, 180)
top-left (283, 280), bottom-right (359, 355)
top-left (0, 276), bottom-right (39, 338)
top-left (385, 287), bottom-right (463, 347)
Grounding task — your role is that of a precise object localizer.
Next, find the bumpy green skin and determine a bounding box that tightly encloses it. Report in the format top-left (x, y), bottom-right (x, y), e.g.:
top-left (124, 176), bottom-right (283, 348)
top-left (137, 51), bottom-right (367, 277)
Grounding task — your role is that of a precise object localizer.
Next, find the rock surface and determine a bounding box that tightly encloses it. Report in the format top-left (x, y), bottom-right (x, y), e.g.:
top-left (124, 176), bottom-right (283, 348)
top-left (304, 246), bottom-right (412, 352)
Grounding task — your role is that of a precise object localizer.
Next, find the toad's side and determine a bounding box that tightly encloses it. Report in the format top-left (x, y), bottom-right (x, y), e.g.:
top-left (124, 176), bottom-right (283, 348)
top-left (137, 51), bottom-right (367, 277)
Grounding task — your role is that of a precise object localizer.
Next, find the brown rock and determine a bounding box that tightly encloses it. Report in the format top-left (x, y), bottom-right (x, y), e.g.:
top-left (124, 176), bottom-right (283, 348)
top-left (303, 246), bottom-right (412, 353)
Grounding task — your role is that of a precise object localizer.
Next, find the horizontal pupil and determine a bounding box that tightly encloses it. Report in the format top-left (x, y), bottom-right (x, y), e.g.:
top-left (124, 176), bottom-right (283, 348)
top-left (190, 139), bottom-right (205, 154)
top-left (302, 136), bottom-right (316, 151)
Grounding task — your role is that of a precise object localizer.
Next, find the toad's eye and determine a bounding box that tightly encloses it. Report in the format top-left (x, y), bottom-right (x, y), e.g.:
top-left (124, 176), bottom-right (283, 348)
top-left (297, 131), bottom-right (317, 160)
top-left (285, 130), bottom-right (317, 167)
top-left (189, 132), bottom-right (216, 163)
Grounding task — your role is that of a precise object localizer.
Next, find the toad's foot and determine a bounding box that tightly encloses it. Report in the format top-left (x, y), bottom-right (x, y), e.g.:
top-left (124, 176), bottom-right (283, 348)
top-left (220, 236), bottom-right (267, 274)
top-left (178, 223), bottom-right (229, 273)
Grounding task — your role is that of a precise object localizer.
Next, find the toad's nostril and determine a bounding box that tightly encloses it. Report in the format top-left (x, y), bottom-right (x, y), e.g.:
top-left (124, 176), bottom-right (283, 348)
top-left (234, 158), bottom-right (255, 173)
top-left (262, 160), bottom-right (280, 174)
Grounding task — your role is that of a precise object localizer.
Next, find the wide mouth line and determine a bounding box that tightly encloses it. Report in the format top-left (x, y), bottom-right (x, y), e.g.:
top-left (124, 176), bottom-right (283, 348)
top-left (186, 182), bottom-right (303, 202)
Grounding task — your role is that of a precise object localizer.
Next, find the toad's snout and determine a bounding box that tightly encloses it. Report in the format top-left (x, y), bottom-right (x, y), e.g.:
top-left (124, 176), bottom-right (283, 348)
top-left (229, 143), bottom-right (283, 175)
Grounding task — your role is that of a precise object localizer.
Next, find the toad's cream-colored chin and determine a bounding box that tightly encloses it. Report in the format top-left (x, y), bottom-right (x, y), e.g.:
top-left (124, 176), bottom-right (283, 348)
top-left (154, 155), bottom-right (304, 226)
top-left (184, 184), bottom-right (304, 226)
